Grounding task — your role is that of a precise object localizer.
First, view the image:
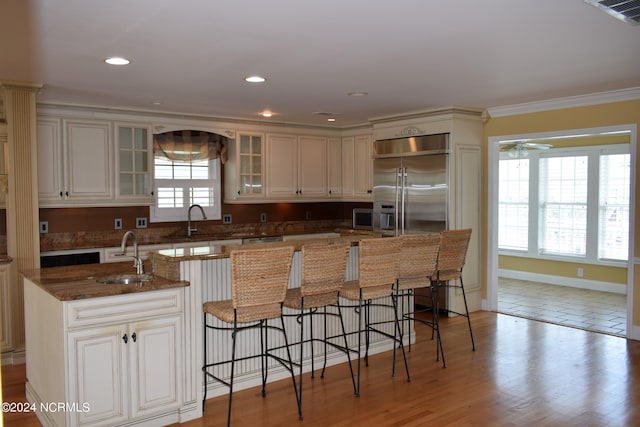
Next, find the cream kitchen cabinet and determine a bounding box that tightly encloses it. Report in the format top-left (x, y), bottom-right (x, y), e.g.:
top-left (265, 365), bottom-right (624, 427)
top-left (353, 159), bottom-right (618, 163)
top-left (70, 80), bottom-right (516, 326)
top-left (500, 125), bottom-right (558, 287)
top-left (224, 132), bottom-right (265, 202)
top-left (24, 282), bottom-right (184, 427)
top-left (115, 123), bottom-right (154, 204)
top-left (0, 262), bottom-right (11, 352)
top-left (37, 118), bottom-right (114, 206)
top-left (327, 137), bottom-right (343, 199)
top-left (67, 315), bottom-right (181, 425)
top-left (266, 134), bottom-right (328, 200)
top-left (341, 135), bottom-right (373, 201)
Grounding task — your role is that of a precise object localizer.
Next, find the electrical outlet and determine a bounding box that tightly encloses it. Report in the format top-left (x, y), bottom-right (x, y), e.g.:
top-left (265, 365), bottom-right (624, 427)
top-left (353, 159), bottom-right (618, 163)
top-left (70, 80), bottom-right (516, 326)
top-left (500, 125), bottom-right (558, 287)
top-left (577, 267), bottom-right (584, 277)
top-left (39, 221), bottom-right (48, 234)
top-left (260, 212), bottom-right (267, 223)
top-left (136, 217), bottom-right (147, 229)
top-left (305, 211), bottom-right (311, 220)
top-left (223, 214), bottom-right (232, 225)
top-left (114, 218), bottom-right (122, 230)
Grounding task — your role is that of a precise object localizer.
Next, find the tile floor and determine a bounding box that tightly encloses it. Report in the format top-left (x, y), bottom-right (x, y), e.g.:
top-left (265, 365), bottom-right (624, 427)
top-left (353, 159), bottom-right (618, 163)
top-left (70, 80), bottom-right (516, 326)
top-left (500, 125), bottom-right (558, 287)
top-left (497, 277), bottom-right (627, 337)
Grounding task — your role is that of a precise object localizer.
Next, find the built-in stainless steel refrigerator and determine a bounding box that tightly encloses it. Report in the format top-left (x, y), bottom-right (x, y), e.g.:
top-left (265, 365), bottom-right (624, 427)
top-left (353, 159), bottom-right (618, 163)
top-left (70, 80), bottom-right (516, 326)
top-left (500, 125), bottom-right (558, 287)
top-left (373, 133), bottom-right (449, 310)
top-left (373, 133), bottom-right (449, 236)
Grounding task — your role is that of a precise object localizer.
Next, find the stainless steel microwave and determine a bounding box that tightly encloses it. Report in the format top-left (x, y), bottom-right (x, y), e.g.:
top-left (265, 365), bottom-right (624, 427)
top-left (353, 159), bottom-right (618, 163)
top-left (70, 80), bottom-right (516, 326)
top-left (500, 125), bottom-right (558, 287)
top-left (352, 208), bottom-right (373, 230)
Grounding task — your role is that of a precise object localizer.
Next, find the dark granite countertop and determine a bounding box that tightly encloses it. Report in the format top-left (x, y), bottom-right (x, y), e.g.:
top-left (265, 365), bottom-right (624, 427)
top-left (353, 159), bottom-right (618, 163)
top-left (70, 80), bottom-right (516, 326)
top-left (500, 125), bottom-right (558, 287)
top-left (21, 261), bottom-right (189, 301)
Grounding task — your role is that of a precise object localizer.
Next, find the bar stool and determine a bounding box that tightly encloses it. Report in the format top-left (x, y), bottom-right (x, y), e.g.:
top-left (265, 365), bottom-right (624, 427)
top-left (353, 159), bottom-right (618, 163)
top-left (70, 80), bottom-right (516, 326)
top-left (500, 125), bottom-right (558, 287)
top-left (340, 236), bottom-right (409, 396)
top-left (396, 233), bottom-right (445, 366)
top-left (202, 245), bottom-right (300, 426)
top-left (433, 228), bottom-right (475, 352)
top-left (283, 240), bottom-right (357, 413)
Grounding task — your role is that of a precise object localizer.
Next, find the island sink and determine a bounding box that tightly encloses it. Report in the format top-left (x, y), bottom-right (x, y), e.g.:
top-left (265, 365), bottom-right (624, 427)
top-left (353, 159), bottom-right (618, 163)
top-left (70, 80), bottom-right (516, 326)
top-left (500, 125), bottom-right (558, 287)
top-left (91, 273), bottom-right (154, 285)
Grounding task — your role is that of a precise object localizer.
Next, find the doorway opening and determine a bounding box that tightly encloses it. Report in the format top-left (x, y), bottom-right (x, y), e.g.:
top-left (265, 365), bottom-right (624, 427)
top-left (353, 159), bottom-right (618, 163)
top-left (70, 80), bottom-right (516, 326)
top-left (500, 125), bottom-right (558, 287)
top-left (487, 125), bottom-right (636, 338)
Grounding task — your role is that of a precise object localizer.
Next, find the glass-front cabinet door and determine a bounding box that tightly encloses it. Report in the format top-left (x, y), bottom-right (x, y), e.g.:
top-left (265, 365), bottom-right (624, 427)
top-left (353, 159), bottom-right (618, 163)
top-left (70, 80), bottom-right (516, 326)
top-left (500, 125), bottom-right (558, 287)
top-left (238, 133), bottom-right (263, 197)
top-left (116, 123), bottom-right (153, 204)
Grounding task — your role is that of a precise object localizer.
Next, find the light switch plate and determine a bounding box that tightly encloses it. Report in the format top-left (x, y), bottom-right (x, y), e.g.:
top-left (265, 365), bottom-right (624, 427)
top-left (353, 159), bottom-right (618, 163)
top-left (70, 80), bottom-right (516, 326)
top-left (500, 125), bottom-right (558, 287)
top-left (223, 214), bottom-right (232, 225)
top-left (39, 221), bottom-right (48, 234)
top-left (114, 218), bottom-right (123, 230)
top-left (136, 217), bottom-right (147, 229)
top-left (260, 213), bottom-right (267, 223)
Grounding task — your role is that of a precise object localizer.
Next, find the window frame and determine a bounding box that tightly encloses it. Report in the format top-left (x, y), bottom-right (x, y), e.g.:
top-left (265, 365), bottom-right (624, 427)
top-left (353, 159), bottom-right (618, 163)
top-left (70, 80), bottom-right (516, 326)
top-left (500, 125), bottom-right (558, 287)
top-left (498, 143), bottom-right (630, 266)
top-left (150, 156), bottom-right (222, 223)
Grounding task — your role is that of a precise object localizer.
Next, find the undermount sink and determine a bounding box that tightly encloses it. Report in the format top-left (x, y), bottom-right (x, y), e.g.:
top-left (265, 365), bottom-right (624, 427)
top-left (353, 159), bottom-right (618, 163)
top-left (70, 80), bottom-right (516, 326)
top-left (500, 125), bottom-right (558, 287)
top-left (91, 273), bottom-right (154, 285)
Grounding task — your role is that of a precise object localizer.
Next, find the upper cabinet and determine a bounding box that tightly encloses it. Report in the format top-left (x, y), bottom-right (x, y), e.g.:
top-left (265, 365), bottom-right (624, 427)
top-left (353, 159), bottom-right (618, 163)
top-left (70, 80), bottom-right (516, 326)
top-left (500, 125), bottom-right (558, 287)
top-left (38, 118), bottom-right (114, 206)
top-left (265, 134), bottom-right (298, 199)
top-left (224, 132), bottom-right (265, 202)
top-left (266, 134), bottom-right (328, 200)
top-left (341, 135), bottom-right (373, 201)
top-left (327, 137), bottom-right (342, 199)
top-left (115, 123), bottom-right (154, 204)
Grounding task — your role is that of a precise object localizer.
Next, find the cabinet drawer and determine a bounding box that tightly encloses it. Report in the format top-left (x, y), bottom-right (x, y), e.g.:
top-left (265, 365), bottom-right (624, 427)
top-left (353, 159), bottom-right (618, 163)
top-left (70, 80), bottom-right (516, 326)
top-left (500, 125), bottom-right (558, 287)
top-left (65, 288), bottom-right (183, 330)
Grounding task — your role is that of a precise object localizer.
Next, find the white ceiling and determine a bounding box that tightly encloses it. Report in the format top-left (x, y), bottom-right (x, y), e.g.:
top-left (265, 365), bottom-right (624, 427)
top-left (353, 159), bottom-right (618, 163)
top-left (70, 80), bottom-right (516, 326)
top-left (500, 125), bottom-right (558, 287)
top-left (2, 0), bottom-right (639, 127)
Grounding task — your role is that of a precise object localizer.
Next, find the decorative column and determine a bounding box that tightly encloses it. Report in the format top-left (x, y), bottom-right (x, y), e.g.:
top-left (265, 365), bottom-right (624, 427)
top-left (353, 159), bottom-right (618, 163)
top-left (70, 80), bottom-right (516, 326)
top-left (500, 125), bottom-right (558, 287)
top-left (1, 80), bottom-right (42, 351)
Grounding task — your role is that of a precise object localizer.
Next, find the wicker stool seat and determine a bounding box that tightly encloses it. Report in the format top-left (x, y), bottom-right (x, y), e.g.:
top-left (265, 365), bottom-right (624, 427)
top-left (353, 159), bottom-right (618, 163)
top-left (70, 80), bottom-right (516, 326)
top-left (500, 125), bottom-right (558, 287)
top-left (396, 233), bottom-right (445, 366)
top-left (340, 236), bottom-right (410, 396)
top-left (202, 245), bottom-right (300, 426)
top-left (432, 228), bottom-right (475, 352)
top-left (283, 241), bottom-right (356, 413)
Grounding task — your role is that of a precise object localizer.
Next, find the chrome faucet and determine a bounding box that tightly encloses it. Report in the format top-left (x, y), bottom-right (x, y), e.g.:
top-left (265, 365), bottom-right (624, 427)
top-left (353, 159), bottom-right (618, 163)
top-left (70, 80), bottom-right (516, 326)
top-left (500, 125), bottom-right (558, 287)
top-left (187, 204), bottom-right (207, 237)
top-left (120, 230), bottom-right (144, 274)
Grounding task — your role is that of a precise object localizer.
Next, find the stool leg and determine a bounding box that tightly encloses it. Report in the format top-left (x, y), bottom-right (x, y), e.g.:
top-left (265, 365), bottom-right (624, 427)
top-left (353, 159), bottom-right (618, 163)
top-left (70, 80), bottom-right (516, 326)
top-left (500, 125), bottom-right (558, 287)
top-left (430, 285), bottom-right (446, 368)
top-left (309, 308), bottom-right (315, 378)
top-left (226, 318), bottom-right (238, 427)
top-left (364, 300), bottom-right (371, 367)
top-left (279, 313), bottom-right (303, 420)
top-left (460, 277), bottom-right (476, 351)
top-left (335, 301), bottom-right (357, 395)
top-left (202, 314), bottom-right (208, 411)
top-left (391, 292), bottom-right (411, 382)
top-left (355, 294), bottom-right (363, 397)
top-left (260, 320), bottom-right (267, 397)
top-left (321, 306), bottom-right (328, 378)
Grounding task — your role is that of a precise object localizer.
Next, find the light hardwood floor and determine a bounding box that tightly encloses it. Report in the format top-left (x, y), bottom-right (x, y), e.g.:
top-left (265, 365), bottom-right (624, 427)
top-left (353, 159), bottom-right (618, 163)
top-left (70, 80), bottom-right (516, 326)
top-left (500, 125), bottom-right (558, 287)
top-left (3, 312), bottom-right (639, 426)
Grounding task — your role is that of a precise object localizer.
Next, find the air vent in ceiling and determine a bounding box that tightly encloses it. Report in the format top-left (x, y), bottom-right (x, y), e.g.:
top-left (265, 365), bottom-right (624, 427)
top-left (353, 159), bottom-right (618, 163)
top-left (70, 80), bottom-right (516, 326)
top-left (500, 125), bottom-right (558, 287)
top-left (585, 0), bottom-right (640, 25)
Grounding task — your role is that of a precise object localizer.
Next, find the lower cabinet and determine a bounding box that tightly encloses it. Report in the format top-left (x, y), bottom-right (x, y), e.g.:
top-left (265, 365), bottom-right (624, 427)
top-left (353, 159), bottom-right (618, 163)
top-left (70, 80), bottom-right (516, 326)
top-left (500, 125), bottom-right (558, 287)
top-left (67, 316), bottom-right (181, 426)
top-left (24, 281), bottom-right (184, 427)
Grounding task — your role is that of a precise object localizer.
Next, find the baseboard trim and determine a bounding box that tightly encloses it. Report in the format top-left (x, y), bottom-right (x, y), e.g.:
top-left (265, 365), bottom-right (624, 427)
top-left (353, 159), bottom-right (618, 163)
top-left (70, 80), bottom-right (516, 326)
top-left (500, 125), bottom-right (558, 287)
top-left (498, 269), bottom-right (626, 295)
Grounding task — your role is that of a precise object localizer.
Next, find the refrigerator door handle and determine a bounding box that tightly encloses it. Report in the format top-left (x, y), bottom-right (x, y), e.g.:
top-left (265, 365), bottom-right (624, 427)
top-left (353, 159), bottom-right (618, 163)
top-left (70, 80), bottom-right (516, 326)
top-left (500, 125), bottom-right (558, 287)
top-left (394, 168), bottom-right (401, 235)
top-left (400, 167), bottom-right (407, 235)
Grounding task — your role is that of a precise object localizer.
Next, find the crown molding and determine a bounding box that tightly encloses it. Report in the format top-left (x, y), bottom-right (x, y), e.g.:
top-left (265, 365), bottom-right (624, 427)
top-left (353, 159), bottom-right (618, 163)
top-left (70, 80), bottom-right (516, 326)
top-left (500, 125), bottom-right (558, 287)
top-left (487, 87), bottom-right (640, 118)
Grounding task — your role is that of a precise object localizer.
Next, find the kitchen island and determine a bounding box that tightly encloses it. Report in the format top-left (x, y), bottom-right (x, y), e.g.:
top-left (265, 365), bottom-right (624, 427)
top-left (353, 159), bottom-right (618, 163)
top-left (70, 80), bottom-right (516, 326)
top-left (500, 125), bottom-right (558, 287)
top-left (22, 262), bottom-right (190, 427)
top-left (23, 233), bottom-right (410, 426)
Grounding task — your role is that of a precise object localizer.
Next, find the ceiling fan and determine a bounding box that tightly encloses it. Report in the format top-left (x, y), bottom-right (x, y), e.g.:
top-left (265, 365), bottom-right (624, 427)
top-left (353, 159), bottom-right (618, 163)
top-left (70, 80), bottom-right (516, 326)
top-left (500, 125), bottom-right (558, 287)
top-left (500, 141), bottom-right (552, 158)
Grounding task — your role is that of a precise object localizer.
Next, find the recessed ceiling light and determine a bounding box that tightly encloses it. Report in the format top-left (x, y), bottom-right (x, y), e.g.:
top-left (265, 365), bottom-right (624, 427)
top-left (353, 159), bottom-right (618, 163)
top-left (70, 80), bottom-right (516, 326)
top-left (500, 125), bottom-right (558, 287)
top-left (327, 118), bottom-right (336, 122)
top-left (245, 76), bottom-right (266, 83)
top-left (105, 57), bottom-right (130, 65)
top-left (261, 111), bottom-right (273, 117)
top-left (348, 91), bottom-right (368, 97)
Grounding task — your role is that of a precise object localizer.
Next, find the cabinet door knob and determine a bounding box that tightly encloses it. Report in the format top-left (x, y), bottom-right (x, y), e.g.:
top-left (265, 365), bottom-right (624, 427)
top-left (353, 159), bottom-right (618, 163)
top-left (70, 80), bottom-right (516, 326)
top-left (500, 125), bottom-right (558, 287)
top-left (132, 332), bottom-right (136, 343)
top-left (122, 334), bottom-right (128, 344)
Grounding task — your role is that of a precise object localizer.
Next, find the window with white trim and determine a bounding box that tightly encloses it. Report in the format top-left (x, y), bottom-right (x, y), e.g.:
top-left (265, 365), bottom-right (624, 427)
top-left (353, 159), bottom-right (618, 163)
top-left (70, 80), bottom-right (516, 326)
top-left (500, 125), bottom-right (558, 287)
top-left (150, 131), bottom-right (223, 223)
top-left (498, 158), bottom-right (529, 251)
top-left (498, 144), bottom-right (630, 263)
